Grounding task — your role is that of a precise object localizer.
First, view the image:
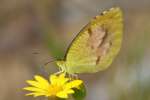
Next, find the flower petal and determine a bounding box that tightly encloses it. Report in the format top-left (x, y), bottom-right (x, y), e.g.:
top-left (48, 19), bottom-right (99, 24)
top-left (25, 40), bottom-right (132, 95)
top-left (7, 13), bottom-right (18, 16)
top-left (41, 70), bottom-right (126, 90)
top-left (65, 80), bottom-right (83, 89)
top-left (50, 73), bottom-right (69, 86)
top-left (26, 80), bottom-right (38, 87)
top-left (65, 89), bottom-right (74, 94)
top-left (23, 87), bottom-right (46, 92)
top-left (26, 92), bottom-right (49, 97)
top-left (58, 77), bottom-right (69, 86)
top-left (34, 75), bottom-right (49, 88)
top-left (26, 80), bottom-right (46, 89)
top-left (56, 91), bottom-right (68, 98)
top-left (59, 73), bottom-right (65, 78)
top-left (49, 74), bottom-right (58, 84)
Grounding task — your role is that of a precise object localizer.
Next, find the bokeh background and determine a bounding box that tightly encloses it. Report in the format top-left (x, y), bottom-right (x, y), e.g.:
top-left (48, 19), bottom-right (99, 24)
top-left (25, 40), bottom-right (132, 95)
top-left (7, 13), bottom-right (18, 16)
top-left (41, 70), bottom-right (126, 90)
top-left (0, 0), bottom-right (150, 100)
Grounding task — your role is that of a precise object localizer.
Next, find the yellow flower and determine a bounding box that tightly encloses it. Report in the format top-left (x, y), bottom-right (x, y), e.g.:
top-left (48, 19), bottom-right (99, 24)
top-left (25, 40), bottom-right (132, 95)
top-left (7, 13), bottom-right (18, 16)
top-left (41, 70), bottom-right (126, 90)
top-left (23, 73), bottom-right (83, 98)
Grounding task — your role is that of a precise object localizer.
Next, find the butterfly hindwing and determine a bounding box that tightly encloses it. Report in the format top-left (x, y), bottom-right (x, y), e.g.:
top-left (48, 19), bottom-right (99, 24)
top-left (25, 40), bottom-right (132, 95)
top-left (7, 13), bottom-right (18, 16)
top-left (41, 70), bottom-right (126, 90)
top-left (58, 7), bottom-right (123, 74)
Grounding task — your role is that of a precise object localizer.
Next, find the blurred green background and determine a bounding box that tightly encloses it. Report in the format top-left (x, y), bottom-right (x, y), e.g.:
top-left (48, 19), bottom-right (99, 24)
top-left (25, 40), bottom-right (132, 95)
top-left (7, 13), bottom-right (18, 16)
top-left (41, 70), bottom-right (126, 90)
top-left (0, 0), bottom-right (150, 100)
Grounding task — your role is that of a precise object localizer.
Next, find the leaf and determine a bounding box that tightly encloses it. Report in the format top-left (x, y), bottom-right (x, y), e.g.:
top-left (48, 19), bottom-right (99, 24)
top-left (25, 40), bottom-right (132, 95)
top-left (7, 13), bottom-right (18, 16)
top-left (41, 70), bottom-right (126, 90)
top-left (72, 84), bottom-right (86, 100)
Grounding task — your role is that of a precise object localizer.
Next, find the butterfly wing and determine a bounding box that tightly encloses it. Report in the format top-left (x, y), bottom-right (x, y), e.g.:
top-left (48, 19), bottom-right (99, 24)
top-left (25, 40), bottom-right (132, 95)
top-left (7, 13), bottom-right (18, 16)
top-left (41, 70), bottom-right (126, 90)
top-left (64, 7), bottom-right (123, 74)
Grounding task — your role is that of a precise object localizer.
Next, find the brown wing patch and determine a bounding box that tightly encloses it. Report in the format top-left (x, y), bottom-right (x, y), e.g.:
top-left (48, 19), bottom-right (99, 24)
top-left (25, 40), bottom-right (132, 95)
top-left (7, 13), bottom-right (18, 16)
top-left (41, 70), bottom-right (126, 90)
top-left (87, 25), bottom-right (105, 50)
top-left (96, 56), bottom-right (101, 64)
top-left (87, 25), bottom-right (111, 65)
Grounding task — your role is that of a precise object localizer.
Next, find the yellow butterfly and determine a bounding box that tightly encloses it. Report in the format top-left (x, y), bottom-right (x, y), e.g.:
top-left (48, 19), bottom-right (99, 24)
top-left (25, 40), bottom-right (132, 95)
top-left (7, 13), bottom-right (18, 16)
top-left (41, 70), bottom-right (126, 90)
top-left (56, 7), bottom-right (123, 74)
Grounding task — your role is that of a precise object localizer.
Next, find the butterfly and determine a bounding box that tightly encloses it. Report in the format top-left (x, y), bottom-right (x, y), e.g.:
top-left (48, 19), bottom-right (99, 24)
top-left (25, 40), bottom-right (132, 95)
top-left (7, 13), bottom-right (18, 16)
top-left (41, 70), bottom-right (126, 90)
top-left (56, 7), bottom-right (123, 74)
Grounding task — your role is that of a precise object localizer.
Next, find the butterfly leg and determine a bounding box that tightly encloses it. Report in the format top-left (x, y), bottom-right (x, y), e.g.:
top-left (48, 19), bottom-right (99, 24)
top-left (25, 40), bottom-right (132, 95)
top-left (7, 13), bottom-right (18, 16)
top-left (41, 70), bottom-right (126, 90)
top-left (54, 70), bottom-right (64, 75)
top-left (54, 66), bottom-right (67, 75)
top-left (68, 74), bottom-right (78, 80)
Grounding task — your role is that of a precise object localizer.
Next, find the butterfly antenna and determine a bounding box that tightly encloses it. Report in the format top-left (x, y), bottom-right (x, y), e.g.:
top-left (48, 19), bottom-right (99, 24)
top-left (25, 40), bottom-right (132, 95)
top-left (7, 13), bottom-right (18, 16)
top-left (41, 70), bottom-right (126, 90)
top-left (31, 50), bottom-right (56, 66)
top-left (38, 58), bottom-right (56, 75)
top-left (44, 59), bottom-right (56, 66)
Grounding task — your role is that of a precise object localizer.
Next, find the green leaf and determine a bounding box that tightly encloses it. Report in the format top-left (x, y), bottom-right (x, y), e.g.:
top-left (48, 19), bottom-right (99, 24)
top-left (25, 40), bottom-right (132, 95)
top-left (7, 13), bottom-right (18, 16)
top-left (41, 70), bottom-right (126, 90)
top-left (72, 84), bottom-right (86, 100)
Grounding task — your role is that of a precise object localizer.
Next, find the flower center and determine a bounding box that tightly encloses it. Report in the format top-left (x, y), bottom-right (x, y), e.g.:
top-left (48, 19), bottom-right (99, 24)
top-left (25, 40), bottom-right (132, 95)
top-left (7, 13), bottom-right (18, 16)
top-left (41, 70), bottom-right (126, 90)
top-left (49, 85), bottom-right (62, 96)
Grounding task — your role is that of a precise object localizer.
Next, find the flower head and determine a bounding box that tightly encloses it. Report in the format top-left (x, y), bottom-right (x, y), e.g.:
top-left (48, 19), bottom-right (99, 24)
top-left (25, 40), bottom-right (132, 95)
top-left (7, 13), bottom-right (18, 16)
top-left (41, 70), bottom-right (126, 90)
top-left (23, 73), bottom-right (83, 99)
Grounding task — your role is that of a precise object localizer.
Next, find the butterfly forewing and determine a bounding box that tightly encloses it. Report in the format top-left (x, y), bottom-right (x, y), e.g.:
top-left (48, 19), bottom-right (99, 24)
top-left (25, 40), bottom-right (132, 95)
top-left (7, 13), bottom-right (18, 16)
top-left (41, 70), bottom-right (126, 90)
top-left (64, 7), bottom-right (123, 74)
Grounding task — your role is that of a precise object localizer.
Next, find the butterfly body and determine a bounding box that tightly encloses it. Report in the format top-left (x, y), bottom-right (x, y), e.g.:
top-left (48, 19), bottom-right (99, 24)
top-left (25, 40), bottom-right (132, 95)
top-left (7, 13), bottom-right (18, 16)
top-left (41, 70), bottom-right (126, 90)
top-left (56, 7), bottom-right (123, 74)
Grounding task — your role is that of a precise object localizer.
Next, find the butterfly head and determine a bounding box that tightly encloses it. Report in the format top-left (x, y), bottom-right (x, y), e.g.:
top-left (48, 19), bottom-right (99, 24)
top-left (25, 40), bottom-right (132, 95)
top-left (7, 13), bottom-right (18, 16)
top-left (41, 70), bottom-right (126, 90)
top-left (56, 60), bottom-right (67, 72)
